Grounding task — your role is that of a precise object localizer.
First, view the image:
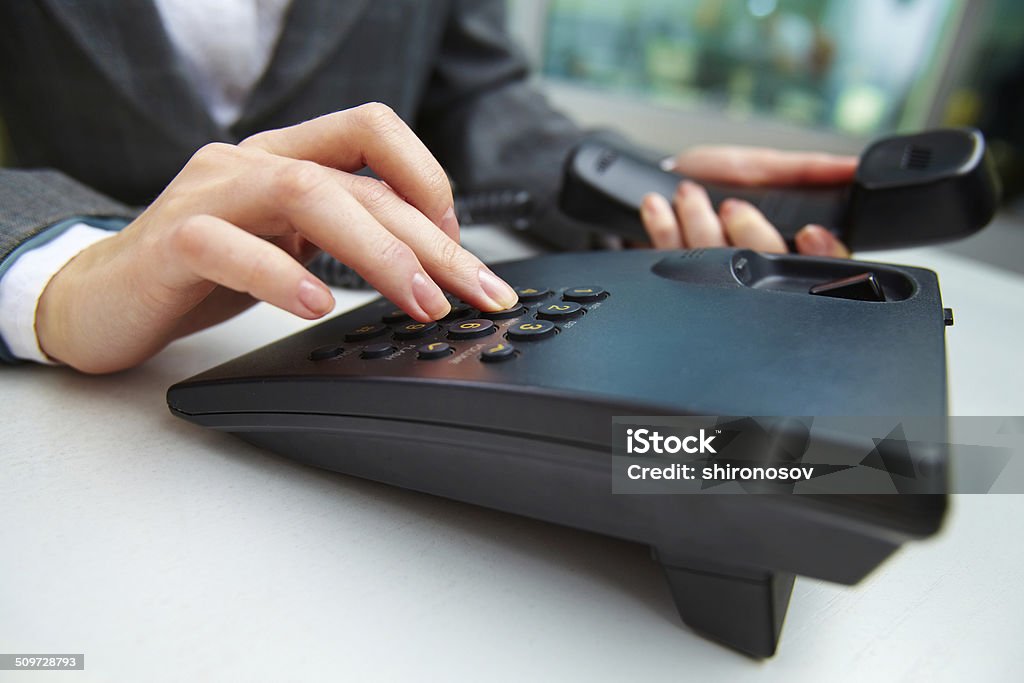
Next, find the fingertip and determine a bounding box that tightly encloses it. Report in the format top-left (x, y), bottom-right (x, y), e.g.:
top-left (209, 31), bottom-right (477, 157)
top-left (478, 267), bottom-right (519, 310)
top-left (297, 278), bottom-right (335, 317)
top-left (795, 225), bottom-right (851, 258)
top-left (640, 192), bottom-right (682, 250)
top-left (718, 197), bottom-right (745, 219)
top-left (659, 156), bottom-right (678, 172)
top-left (719, 199), bottom-right (786, 253)
top-left (412, 271), bottom-right (451, 320)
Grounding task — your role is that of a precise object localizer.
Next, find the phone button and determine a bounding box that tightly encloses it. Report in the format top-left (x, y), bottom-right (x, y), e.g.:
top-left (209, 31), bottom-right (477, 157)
top-left (360, 342), bottom-right (396, 359)
top-left (381, 309), bottom-right (410, 324)
top-left (442, 303), bottom-right (474, 321)
top-left (536, 302), bottom-right (584, 320)
top-left (417, 342), bottom-right (453, 360)
top-left (481, 342), bottom-right (516, 362)
top-left (507, 320), bottom-right (556, 341)
top-left (394, 321), bottom-right (439, 339)
top-left (345, 323), bottom-right (389, 342)
top-left (480, 305), bottom-right (527, 320)
top-left (309, 344), bottom-right (344, 361)
top-left (515, 287), bottom-right (551, 302)
top-left (448, 319), bottom-right (497, 340)
top-left (563, 286), bottom-right (607, 303)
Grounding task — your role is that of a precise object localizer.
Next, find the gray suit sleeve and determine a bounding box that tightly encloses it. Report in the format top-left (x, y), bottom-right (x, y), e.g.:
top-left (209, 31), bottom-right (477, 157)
top-left (415, 0), bottom-right (615, 251)
top-left (0, 168), bottom-right (136, 265)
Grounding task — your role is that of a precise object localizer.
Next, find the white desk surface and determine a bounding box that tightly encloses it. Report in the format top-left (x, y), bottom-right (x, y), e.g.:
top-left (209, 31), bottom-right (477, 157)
top-left (3, 229), bottom-right (1023, 682)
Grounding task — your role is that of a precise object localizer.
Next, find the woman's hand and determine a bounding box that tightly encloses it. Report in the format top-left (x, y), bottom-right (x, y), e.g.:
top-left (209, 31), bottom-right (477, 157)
top-left (35, 104), bottom-right (519, 373)
top-left (639, 145), bottom-right (857, 257)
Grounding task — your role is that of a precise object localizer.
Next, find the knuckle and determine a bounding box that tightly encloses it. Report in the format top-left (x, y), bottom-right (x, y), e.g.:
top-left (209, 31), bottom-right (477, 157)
top-left (171, 215), bottom-right (211, 259)
top-left (351, 175), bottom-right (395, 211)
top-left (433, 234), bottom-right (467, 274)
top-left (356, 101), bottom-right (399, 129)
top-left (238, 130), bottom-right (270, 149)
top-left (273, 161), bottom-right (330, 207)
top-left (354, 102), bottom-right (407, 142)
top-left (374, 235), bottom-right (415, 270)
top-left (188, 142), bottom-right (234, 169)
top-left (421, 165), bottom-right (452, 204)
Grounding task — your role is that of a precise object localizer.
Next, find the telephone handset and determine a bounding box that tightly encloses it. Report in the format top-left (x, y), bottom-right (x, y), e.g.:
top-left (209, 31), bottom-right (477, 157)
top-left (560, 128), bottom-right (1001, 250)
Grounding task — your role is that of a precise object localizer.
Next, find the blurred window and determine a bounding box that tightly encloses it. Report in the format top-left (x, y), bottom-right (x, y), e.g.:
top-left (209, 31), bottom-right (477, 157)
top-left (538, 0), bottom-right (959, 136)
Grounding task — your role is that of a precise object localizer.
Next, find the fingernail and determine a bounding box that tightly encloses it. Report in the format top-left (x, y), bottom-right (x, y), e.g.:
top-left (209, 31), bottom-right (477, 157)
top-left (298, 278), bottom-right (334, 316)
top-left (659, 156), bottom-right (678, 172)
top-left (440, 205), bottom-right (460, 239)
top-left (412, 272), bottom-right (450, 319)
top-left (478, 267), bottom-right (519, 310)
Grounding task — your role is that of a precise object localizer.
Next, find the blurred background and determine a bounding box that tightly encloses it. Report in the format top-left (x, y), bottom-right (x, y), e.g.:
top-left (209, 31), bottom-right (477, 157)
top-left (508, 0), bottom-right (1024, 270)
top-left (509, 0), bottom-right (1022, 198)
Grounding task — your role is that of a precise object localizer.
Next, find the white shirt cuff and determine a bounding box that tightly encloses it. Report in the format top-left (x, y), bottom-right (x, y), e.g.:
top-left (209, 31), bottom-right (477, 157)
top-left (0, 224), bottom-right (118, 364)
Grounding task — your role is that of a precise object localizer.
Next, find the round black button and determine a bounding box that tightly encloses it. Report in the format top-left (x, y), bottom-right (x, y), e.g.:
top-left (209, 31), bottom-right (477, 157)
top-left (345, 323), bottom-right (389, 342)
top-left (447, 318), bottom-right (496, 340)
top-left (417, 341), bottom-right (453, 360)
top-left (309, 344), bottom-right (344, 361)
top-left (481, 342), bottom-right (516, 363)
top-left (536, 302), bottom-right (584, 320)
top-left (563, 286), bottom-right (607, 303)
top-left (394, 321), bottom-right (438, 340)
top-left (515, 287), bottom-right (551, 302)
top-left (480, 305), bottom-right (527, 320)
top-left (507, 320), bottom-right (556, 341)
top-left (442, 303), bottom-right (474, 321)
top-left (360, 342), bottom-right (396, 359)
top-left (381, 309), bottom-right (410, 324)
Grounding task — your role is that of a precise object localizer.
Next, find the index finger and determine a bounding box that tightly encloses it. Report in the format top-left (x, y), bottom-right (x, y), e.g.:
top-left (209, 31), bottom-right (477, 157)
top-left (240, 103), bottom-right (459, 241)
top-left (672, 145), bottom-right (858, 187)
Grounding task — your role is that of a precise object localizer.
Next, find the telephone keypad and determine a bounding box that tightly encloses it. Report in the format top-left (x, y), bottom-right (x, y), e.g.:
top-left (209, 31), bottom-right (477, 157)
top-left (317, 286), bottom-right (609, 362)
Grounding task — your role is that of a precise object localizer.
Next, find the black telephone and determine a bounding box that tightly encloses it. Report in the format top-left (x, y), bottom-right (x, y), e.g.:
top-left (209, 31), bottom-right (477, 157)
top-left (168, 246), bottom-right (953, 657)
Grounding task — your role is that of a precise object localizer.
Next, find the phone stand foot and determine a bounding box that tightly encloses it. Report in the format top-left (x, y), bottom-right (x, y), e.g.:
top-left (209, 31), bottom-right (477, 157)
top-left (655, 550), bottom-right (795, 658)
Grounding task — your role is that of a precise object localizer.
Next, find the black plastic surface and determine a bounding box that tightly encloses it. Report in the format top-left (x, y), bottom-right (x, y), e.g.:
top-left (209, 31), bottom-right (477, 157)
top-left (167, 248), bottom-right (950, 657)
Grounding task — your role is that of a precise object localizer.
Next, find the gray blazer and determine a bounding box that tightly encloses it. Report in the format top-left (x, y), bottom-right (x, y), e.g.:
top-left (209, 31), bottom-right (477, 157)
top-left (0, 0), bottom-right (598, 270)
